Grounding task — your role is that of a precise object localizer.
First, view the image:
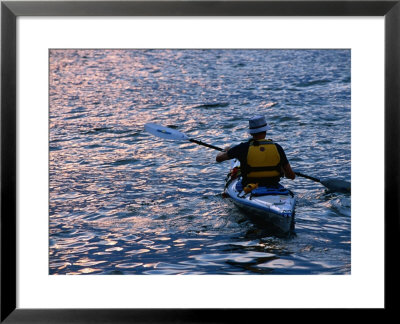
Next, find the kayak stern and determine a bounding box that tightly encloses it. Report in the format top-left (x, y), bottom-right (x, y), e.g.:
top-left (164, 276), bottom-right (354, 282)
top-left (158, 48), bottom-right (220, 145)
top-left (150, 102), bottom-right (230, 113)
top-left (224, 162), bottom-right (296, 233)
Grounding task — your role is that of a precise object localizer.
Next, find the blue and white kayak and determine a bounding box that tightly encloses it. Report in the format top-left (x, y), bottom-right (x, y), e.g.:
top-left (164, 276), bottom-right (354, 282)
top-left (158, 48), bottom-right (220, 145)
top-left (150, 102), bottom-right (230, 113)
top-left (224, 160), bottom-right (296, 233)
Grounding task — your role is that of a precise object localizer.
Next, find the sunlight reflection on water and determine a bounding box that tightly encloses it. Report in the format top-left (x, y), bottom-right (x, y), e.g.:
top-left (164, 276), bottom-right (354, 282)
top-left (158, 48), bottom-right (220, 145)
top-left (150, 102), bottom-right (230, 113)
top-left (50, 49), bottom-right (351, 275)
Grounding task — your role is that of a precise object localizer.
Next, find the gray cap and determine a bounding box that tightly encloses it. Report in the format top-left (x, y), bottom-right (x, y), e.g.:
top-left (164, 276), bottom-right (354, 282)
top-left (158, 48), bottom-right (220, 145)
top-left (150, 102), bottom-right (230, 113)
top-left (248, 115), bottom-right (268, 134)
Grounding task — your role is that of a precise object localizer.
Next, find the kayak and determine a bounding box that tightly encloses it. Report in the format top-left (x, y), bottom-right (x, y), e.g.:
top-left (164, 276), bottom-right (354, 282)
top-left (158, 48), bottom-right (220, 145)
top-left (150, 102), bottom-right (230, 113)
top-left (224, 160), bottom-right (296, 233)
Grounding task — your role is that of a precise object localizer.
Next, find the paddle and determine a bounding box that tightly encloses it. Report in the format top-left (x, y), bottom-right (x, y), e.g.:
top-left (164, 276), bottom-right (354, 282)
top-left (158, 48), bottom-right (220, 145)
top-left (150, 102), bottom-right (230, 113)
top-left (144, 123), bottom-right (351, 193)
top-left (144, 123), bottom-right (223, 151)
top-left (295, 171), bottom-right (350, 193)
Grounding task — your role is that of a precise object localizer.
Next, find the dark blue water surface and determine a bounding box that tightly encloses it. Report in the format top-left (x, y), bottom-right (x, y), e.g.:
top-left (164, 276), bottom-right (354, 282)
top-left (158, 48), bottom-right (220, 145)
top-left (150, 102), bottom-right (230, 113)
top-left (49, 49), bottom-right (351, 275)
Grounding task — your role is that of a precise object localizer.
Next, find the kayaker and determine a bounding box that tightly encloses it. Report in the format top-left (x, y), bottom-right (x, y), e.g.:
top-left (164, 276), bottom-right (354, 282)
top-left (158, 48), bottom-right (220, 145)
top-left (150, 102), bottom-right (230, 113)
top-left (216, 115), bottom-right (295, 186)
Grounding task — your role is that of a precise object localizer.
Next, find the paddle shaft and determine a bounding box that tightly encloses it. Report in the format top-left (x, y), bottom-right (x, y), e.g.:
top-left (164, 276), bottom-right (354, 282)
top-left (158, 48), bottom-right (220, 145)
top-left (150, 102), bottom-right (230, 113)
top-left (294, 171), bottom-right (321, 183)
top-left (295, 171), bottom-right (350, 192)
top-left (189, 139), bottom-right (223, 151)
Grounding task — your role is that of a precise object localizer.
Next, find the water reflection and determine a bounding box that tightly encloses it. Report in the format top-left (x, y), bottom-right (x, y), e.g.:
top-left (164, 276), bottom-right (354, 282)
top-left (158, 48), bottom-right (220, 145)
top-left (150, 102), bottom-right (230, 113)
top-left (50, 49), bottom-right (351, 275)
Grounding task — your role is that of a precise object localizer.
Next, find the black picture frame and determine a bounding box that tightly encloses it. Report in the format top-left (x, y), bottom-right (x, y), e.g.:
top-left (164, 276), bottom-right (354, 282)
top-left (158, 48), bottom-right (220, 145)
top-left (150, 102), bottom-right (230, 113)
top-left (1, 0), bottom-right (398, 322)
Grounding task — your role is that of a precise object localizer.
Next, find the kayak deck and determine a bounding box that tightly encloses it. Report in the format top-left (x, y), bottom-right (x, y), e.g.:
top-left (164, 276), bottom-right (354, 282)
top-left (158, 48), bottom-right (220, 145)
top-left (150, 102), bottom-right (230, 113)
top-left (224, 161), bottom-right (296, 233)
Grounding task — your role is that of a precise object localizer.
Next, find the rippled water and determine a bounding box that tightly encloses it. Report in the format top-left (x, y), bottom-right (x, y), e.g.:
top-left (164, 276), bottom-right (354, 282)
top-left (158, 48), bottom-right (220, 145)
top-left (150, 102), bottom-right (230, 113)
top-left (49, 49), bottom-right (351, 275)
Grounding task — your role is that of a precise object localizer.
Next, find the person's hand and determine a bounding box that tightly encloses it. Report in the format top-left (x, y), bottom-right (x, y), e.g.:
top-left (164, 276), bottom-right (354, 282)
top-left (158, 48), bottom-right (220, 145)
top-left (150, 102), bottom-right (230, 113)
top-left (216, 147), bottom-right (231, 163)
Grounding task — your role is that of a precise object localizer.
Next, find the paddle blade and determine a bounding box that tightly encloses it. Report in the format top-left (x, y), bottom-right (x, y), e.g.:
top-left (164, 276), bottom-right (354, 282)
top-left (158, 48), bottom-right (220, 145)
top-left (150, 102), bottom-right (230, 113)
top-left (144, 123), bottom-right (189, 141)
top-left (321, 179), bottom-right (351, 193)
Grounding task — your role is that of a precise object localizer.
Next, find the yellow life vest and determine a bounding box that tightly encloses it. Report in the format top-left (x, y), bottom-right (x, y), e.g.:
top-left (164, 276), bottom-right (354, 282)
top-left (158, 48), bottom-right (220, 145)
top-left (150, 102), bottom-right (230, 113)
top-left (246, 139), bottom-right (281, 179)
